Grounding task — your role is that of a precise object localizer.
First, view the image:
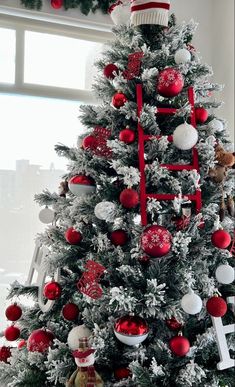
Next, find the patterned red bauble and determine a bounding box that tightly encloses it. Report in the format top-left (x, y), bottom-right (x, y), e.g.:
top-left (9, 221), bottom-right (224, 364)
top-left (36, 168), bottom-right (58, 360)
top-left (114, 367), bottom-right (131, 380)
top-left (104, 63), bottom-right (119, 79)
top-left (4, 325), bottom-right (20, 341)
top-left (65, 227), bottom-right (83, 245)
top-left (211, 230), bottom-right (231, 249)
top-left (0, 346), bottom-right (12, 363)
top-left (169, 335), bottom-right (190, 356)
top-left (141, 225), bottom-right (172, 258)
top-left (166, 318), bottom-right (182, 331)
top-left (18, 339), bottom-right (27, 349)
top-left (44, 281), bottom-right (62, 300)
top-left (110, 229), bottom-right (128, 246)
top-left (27, 329), bottom-right (54, 353)
top-left (62, 303), bottom-right (79, 321)
top-left (119, 188), bottom-right (139, 209)
top-left (206, 296), bottom-right (227, 317)
top-left (68, 175), bottom-right (96, 197)
top-left (112, 92), bottom-right (128, 109)
top-left (82, 135), bottom-right (97, 150)
top-left (51, 0), bottom-right (63, 9)
top-left (5, 303), bottom-right (22, 321)
top-left (119, 128), bottom-right (135, 144)
top-left (157, 68), bottom-right (184, 98)
top-left (195, 107), bottom-right (208, 124)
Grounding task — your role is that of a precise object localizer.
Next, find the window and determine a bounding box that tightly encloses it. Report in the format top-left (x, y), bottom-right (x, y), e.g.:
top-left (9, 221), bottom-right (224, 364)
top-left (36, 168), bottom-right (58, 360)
top-left (0, 27), bottom-right (16, 84)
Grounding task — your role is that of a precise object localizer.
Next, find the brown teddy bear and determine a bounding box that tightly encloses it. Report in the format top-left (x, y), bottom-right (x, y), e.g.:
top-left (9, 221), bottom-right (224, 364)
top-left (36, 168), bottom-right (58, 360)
top-left (209, 144), bottom-right (235, 183)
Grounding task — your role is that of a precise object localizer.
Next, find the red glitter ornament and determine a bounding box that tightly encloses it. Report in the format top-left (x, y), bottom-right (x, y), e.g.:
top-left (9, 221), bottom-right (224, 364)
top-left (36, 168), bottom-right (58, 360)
top-left (104, 63), bottom-right (119, 79)
top-left (114, 315), bottom-right (149, 346)
top-left (4, 325), bottom-right (20, 341)
top-left (5, 303), bottom-right (22, 321)
top-left (114, 367), bottom-right (131, 380)
top-left (195, 107), bottom-right (209, 124)
top-left (110, 230), bottom-right (128, 246)
top-left (27, 329), bottom-right (54, 353)
top-left (119, 128), bottom-right (135, 144)
top-left (112, 92), bottom-right (128, 109)
top-left (44, 281), bottom-right (62, 300)
top-left (51, 0), bottom-right (63, 9)
top-left (141, 225), bottom-right (172, 258)
top-left (18, 339), bottom-right (27, 349)
top-left (211, 230), bottom-right (231, 249)
top-left (0, 346), bottom-right (12, 363)
top-left (82, 135), bottom-right (97, 150)
top-left (206, 296), bottom-right (228, 317)
top-left (169, 335), bottom-right (190, 356)
top-left (65, 227), bottom-right (83, 245)
top-left (157, 68), bottom-right (184, 98)
top-left (123, 51), bottom-right (144, 80)
top-left (166, 318), bottom-right (182, 331)
top-left (62, 303), bottom-right (79, 321)
top-left (120, 188), bottom-right (139, 208)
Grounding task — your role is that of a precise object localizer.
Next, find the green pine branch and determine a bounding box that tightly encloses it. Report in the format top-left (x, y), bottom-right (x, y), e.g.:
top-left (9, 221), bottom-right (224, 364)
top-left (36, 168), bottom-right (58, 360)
top-left (21, 0), bottom-right (115, 14)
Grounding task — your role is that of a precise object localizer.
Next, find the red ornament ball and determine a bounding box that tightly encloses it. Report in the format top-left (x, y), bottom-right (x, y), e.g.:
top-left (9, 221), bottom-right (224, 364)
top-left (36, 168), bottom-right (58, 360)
top-left (112, 92), bottom-right (128, 109)
top-left (141, 225), bottom-right (172, 258)
top-left (138, 255), bottom-right (151, 265)
top-left (120, 188), bottom-right (139, 209)
top-left (114, 367), bottom-right (131, 380)
top-left (51, 0), bottom-right (63, 9)
top-left (65, 227), bottom-right (83, 245)
top-left (0, 346), bottom-right (12, 363)
top-left (195, 107), bottom-right (208, 124)
top-left (119, 128), bottom-right (135, 144)
top-left (4, 325), bottom-right (20, 341)
top-left (169, 335), bottom-right (190, 357)
top-left (206, 296), bottom-right (227, 317)
top-left (82, 135), bottom-right (97, 150)
top-left (166, 318), bottom-right (182, 331)
top-left (104, 63), bottom-right (119, 79)
top-left (18, 339), bottom-right (27, 349)
top-left (157, 68), bottom-right (184, 98)
top-left (62, 303), bottom-right (79, 321)
top-left (27, 329), bottom-right (54, 353)
top-left (5, 304), bottom-right (22, 322)
top-left (211, 230), bottom-right (231, 249)
top-left (115, 315), bottom-right (149, 336)
top-left (44, 281), bottom-right (62, 300)
top-left (110, 229), bottom-right (128, 246)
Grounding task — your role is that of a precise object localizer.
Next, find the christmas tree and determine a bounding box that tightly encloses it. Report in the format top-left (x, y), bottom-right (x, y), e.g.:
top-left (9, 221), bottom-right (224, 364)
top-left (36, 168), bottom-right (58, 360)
top-left (0, 1), bottom-right (234, 386)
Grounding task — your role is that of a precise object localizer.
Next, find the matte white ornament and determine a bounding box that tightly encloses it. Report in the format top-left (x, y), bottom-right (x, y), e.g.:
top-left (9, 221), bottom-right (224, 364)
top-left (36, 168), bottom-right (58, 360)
top-left (114, 331), bottom-right (149, 346)
top-left (173, 123), bottom-right (198, 150)
top-left (109, 1), bottom-right (131, 26)
top-left (208, 119), bottom-right (224, 132)
top-left (67, 325), bottom-right (92, 351)
top-left (174, 49), bottom-right (191, 64)
top-left (181, 289), bottom-right (203, 315)
top-left (39, 207), bottom-right (55, 224)
top-left (216, 265), bottom-right (235, 285)
top-left (94, 201), bottom-right (116, 221)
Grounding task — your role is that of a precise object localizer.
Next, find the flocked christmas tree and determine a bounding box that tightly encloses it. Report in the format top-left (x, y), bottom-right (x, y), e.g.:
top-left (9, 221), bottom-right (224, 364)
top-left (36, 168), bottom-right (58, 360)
top-left (0, 1), bottom-right (235, 386)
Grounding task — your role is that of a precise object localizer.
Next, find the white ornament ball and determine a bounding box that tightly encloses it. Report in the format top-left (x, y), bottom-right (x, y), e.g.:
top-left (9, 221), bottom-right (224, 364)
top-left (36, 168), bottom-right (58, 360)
top-left (216, 264), bottom-right (235, 285)
top-left (67, 325), bottom-right (92, 351)
top-left (39, 207), bottom-right (55, 224)
top-left (181, 290), bottom-right (203, 315)
top-left (94, 201), bottom-right (116, 221)
top-left (173, 123), bottom-right (198, 150)
top-left (114, 331), bottom-right (149, 346)
top-left (109, 1), bottom-right (131, 26)
top-left (174, 49), bottom-right (191, 64)
top-left (208, 119), bottom-right (224, 133)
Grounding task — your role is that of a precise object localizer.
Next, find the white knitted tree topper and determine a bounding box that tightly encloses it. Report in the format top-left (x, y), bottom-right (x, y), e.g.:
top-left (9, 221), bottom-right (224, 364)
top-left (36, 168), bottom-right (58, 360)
top-left (131, 0), bottom-right (170, 27)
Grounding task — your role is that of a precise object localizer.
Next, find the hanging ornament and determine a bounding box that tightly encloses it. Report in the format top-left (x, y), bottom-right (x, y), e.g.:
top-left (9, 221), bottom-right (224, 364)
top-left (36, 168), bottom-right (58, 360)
top-left (173, 123), bottom-right (198, 150)
top-left (82, 127), bottom-right (112, 159)
top-left (215, 265), bottom-right (235, 285)
top-left (27, 329), bottom-right (54, 352)
top-left (18, 339), bottom-right (27, 349)
top-left (62, 303), bottom-right (80, 321)
top-left (181, 290), bottom-right (203, 315)
top-left (39, 206), bottom-right (55, 224)
top-left (211, 230), bottom-right (231, 249)
top-left (112, 91), bottom-right (128, 109)
top-left (195, 107), bottom-right (209, 124)
top-left (119, 188), bottom-right (139, 209)
top-left (68, 175), bottom-right (96, 197)
top-left (108, 1), bottom-right (131, 26)
top-left (77, 260), bottom-right (106, 300)
top-left (166, 317), bottom-right (182, 331)
top-left (5, 303), bottom-right (22, 322)
top-left (119, 128), bottom-right (136, 144)
top-left (65, 227), bottom-right (83, 245)
top-left (104, 63), bottom-right (119, 79)
top-left (4, 325), bottom-right (21, 341)
top-left (110, 229), bottom-right (128, 246)
top-left (114, 314), bottom-right (149, 346)
top-left (208, 119), bottom-right (224, 132)
top-left (43, 281), bottom-right (62, 300)
top-left (82, 135), bottom-right (97, 150)
top-left (174, 48), bottom-right (191, 64)
top-left (67, 325), bottom-right (92, 351)
top-left (51, 0), bottom-right (63, 9)
top-left (169, 334), bottom-right (190, 357)
top-left (157, 68), bottom-right (184, 98)
top-left (130, 0), bottom-right (170, 27)
top-left (114, 367), bottom-right (131, 380)
top-left (206, 295), bottom-right (227, 317)
top-left (123, 51), bottom-right (144, 80)
top-left (138, 255), bottom-right (151, 265)
top-left (0, 346), bottom-right (12, 363)
top-left (94, 201), bottom-right (116, 221)
top-left (141, 225), bottom-right (172, 258)
top-left (227, 195), bottom-right (235, 217)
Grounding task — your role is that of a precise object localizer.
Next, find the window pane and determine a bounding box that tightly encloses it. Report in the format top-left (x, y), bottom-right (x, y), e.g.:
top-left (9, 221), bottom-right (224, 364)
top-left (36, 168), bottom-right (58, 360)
top-left (24, 31), bottom-right (103, 90)
top-left (0, 28), bottom-right (15, 84)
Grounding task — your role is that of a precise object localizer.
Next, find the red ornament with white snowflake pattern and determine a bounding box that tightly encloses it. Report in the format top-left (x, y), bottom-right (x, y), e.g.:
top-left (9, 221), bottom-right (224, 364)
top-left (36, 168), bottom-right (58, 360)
top-left (141, 225), bottom-right (172, 257)
top-left (27, 329), bottom-right (54, 353)
top-left (157, 68), bottom-right (184, 98)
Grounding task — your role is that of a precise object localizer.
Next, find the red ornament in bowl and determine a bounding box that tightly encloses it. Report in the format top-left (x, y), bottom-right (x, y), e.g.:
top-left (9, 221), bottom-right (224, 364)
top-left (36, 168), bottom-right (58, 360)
top-left (169, 335), bottom-right (190, 356)
top-left (65, 227), bottom-right (82, 245)
top-left (157, 68), bottom-right (184, 98)
top-left (141, 225), bottom-right (172, 258)
top-left (211, 230), bottom-right (231, 249)
top-left (206, 296), bottom-right (227, 317)
top-left (27, 329), bottom-right (54, 353)
top-left (44, 281), bottom-right (62, 300)
top-left (114, 314), bottom-right (149, 346)
top-left (68, 175), bottom-right (96, 197)
top-left (119, 188), bottom-right (139, 209)
top-left (4, 325), bottom-right (20, 341)
top-left (5, 303), bottom-right (22, 321)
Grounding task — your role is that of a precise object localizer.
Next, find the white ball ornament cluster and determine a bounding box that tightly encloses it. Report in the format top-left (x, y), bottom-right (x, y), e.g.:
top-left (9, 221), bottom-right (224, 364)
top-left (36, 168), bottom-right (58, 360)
top-left (216, 265), bottom-right (235, 285)
top-left (173, 123), bottom-right (199, 150)
top-left (208, 119), bottom-right (224, 133)
top-left (39, 207), bottom-right (55, 224)
top-left (181, 289), bottom-right (203, 315)
top-left (174, 48), bottom-right (191, 65)
top-left (94, 201), bottom-right (116, 221)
